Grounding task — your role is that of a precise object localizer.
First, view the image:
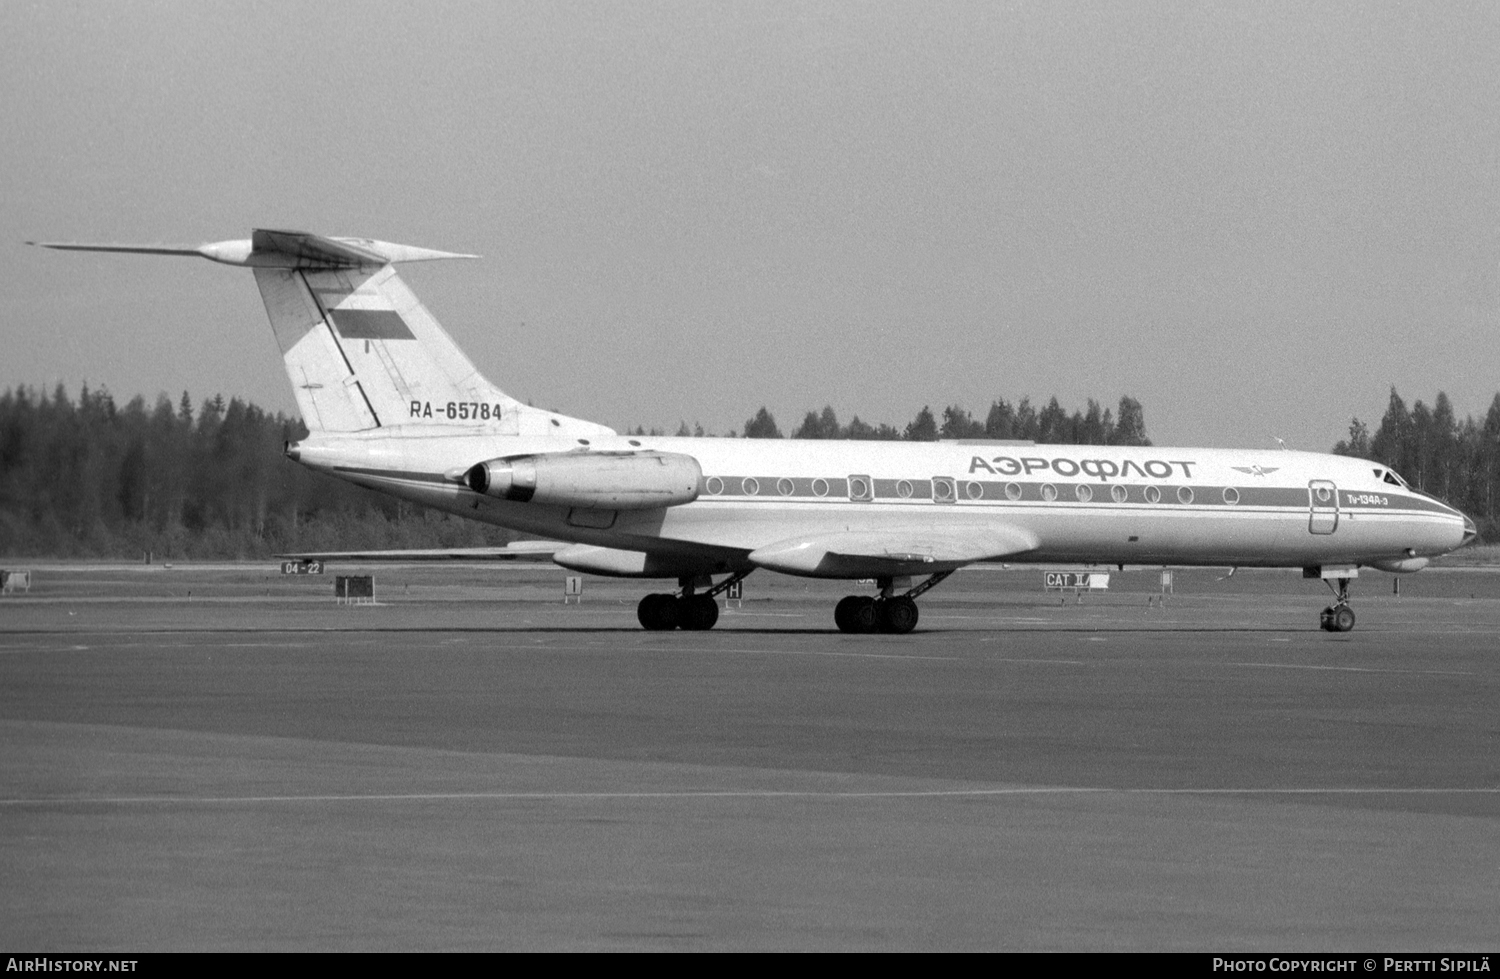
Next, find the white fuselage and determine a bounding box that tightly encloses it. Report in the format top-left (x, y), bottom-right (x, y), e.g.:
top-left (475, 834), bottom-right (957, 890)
top-left (289, 429), bottom-right (1470, 578)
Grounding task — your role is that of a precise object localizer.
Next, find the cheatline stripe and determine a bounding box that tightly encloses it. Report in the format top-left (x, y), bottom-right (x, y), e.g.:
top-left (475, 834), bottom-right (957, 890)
top-left (2, 787), bottom-right (1497, 806)
top-left (326, 466), bottom-right (1461, 517)
top-left (698, 476), bottom-right (1459, 514)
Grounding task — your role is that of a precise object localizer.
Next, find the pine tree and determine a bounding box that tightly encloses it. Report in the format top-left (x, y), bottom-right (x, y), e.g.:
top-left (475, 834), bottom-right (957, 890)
top-left (743, 407), bottom-right (782, 439)
top-left (1113, 396), bottom-right (1150, 446)
top-left (904, 406), bottom-right (938, 441)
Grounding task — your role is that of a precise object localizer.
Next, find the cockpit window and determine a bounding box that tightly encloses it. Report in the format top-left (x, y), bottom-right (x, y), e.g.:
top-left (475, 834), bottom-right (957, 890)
top-left (1382, 469), bottom-right (1407, 488)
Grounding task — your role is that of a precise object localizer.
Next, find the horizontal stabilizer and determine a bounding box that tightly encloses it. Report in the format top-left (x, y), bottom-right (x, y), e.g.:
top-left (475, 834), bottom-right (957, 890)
top-left (749, 526), bottom-right (1039, 578)
top-left (30, 229), bottom-right (477, 269)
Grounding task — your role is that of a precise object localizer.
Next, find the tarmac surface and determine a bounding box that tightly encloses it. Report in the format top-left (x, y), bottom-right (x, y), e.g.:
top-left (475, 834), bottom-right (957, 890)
top-left (1, 563), bottom-right (1498, 951)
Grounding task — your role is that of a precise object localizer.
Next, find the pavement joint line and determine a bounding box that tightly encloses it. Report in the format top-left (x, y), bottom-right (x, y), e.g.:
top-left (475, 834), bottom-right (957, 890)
top-left (1230, 662), bottom-right (1478, 676)
top-left (984, 657), bottom-right (1088, 664)
top-left (3, 787), bottom-right (1499, 806)
top-left (0, 640), bottom-right (959, 662)
top-left (689, 647), bottom-right (959, 661)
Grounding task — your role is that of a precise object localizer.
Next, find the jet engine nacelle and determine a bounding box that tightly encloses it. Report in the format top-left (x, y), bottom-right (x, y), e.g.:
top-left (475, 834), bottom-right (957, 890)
top-left (464, 451), bottom-right (702, 510)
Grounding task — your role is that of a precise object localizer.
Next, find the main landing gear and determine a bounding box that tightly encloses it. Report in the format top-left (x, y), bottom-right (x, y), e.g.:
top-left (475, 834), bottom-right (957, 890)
top-left (637, 572), bottom-right (751, 631)
top-left (1318, 576), bottom-right (1356, 633)
top-left (834, 572), bottom-right (952, 635)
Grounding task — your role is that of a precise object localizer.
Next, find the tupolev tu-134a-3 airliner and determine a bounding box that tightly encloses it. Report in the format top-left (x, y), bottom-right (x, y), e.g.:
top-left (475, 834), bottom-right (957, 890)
top-left (35, 230), bottom-right (1476, 633)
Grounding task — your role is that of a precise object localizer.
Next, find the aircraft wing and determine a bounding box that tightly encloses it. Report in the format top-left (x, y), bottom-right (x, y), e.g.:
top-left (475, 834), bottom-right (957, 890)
top-left (748, 526), bottom-right (1039, 577)
top-left (276, 541), bottom-right (566, 562)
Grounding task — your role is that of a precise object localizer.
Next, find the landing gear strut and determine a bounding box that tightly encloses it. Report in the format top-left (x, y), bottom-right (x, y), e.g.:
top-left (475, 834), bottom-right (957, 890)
top-left (637, 572), bottom-right (751, 631)
top-left (834, 572), bottom-right (951, 635)
top-left (1318, 576), bottom-right (1356, 633)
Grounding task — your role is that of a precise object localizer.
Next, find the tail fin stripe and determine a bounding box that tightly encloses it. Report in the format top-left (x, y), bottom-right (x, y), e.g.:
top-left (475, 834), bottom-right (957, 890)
top-left (351, 380), bottom-right (382, 428)
top-left (327, 309), bottom-right (415, 341)
top-left (298, 272), bottom-right (383, 427)
top-left (299, 272), bottom-right (359, 377)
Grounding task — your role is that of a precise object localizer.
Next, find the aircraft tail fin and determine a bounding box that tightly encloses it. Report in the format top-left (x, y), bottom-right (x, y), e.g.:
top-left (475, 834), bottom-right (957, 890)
top-left (33, 230), bottom-right (613, 438)
top-left (252, 256), bottom-right (507, 433)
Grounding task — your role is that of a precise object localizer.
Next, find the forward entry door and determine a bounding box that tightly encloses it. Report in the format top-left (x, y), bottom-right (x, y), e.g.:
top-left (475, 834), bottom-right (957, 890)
top-left (1308, 480), bottom-right (1339, 534)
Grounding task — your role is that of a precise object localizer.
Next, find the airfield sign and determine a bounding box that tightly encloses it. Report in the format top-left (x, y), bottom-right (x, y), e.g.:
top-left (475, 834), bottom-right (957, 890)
top-left (1044, 572), bottom-right (1109, 591)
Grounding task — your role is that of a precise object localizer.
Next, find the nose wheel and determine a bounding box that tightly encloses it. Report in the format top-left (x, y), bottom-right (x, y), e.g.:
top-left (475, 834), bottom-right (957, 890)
top-left (1320, 604), bottom-right (1356, 632)
top-left (1318, 576), bottom-right (1356, 632)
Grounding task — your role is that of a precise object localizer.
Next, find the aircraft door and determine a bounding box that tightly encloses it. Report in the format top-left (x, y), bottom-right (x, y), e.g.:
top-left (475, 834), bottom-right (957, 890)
top-left (1308, 480), bottom-right (1339, 534)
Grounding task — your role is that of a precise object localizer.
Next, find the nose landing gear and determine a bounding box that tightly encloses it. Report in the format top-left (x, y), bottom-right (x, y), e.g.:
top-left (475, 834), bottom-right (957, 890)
top-left (1320, 604), bottom-right (1356, 632)
top-left (834, 572), bottom-right (951, 635)
top-left (1317, 574), bottom-right (1356, 632)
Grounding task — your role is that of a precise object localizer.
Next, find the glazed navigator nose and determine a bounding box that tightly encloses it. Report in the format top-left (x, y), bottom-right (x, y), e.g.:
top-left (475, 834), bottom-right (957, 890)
top-left (1461, 511), bottom-right (1478, 547)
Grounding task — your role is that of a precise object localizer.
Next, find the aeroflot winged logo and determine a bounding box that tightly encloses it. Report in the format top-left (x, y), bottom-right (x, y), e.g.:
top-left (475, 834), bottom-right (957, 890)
top-left (1231, 465), bottom-right (1280, 477)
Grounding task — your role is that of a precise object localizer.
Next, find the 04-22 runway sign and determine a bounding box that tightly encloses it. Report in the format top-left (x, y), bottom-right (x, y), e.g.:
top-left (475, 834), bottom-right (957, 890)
top-left (281, 561), bottom-right (324, 575)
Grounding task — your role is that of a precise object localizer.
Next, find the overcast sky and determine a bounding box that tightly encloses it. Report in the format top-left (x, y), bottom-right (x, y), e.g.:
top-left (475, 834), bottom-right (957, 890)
top-left (4, 1), bottom-right (1497, 449)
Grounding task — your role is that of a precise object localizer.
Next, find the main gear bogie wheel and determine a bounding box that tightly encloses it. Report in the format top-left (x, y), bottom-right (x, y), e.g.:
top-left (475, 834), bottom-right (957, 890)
top-left (637, 593), bottom-right (680, 631)
top-left (834, 595), bottom-right (862, 633)
top-left (679, 593), bottom-right (720, 631)
top-left (851, 596), bottom-right (878, 633)
top-left (878, 596), bottom-right (919, 634)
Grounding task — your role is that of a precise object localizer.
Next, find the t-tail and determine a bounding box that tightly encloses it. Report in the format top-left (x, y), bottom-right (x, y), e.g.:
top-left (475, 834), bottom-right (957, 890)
top-left (31, 229), bottom-right (612, 439)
